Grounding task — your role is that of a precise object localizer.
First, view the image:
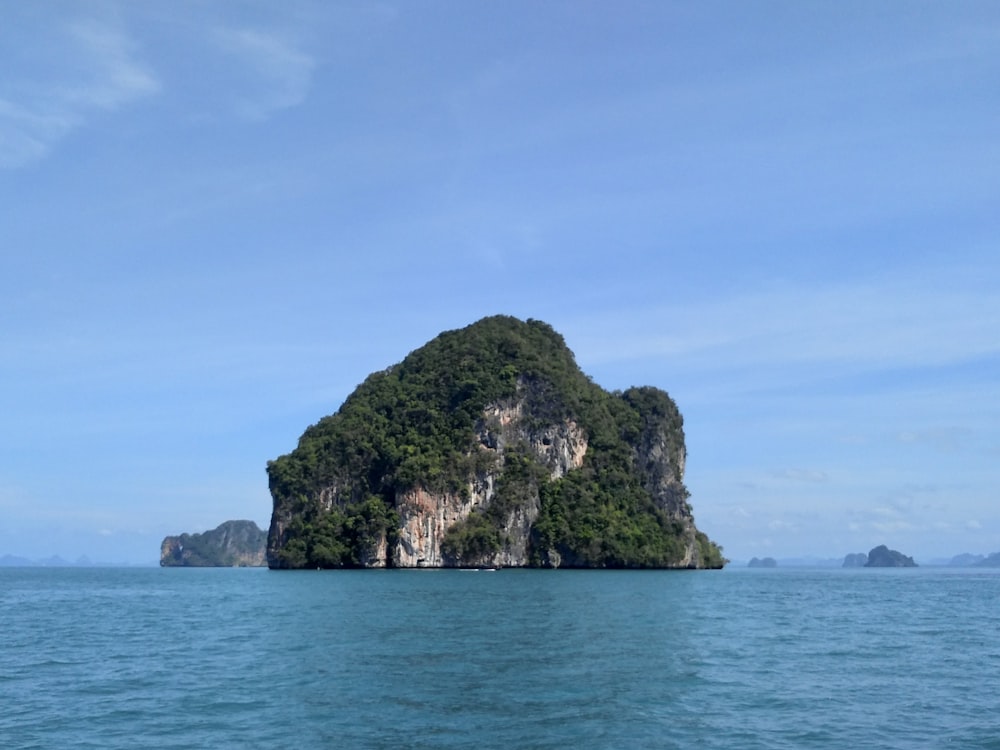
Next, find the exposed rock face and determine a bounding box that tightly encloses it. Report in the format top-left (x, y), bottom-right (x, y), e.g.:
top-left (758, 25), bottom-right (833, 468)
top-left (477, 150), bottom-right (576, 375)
top-left (269, 386), bottom-right (594, 569)
top-left (864, 544), bottom-right (917, 568)
top-left (160, 520), bottom-right (266, 567)
top-left (265, 316), bottom-right (724, 569)
top-left (392, 398), bottom-right (588, 569)
top-left (843, 552), bottom-right (869, 567)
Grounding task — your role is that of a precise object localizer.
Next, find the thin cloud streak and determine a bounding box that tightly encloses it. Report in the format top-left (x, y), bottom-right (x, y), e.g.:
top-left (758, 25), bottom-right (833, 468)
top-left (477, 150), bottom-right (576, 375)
top-left (570, 265), bottom-right (999, 380)
top-left (0, 16), bottom-right (158, 168)
top-left (211, 27), bottom-right (316, 119)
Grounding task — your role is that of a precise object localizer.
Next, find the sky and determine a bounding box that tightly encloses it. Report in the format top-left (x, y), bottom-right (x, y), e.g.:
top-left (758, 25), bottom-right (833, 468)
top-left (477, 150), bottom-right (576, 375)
top-left (2, 1), bottom-right (998, 564)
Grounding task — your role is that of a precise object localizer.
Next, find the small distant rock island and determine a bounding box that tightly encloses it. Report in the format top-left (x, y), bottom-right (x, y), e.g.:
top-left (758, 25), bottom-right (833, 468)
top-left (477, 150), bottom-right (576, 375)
top-left (265, 316), bottom-right (725, 569)
top-left (747, 556), bottom-right (777, 568)
top-left (975, 552), bottom-right (1000, 567)
top-left (160, 520), bottom-right (266, 567)
top-left (863, 544), bottom-right (917, 568)
top-left (842, 552), bottom-right (868, 567)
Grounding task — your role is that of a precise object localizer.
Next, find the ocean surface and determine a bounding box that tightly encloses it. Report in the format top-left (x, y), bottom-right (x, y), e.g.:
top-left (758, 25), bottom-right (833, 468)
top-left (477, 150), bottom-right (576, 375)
top-left (2, 566), bottom-right (999, 749)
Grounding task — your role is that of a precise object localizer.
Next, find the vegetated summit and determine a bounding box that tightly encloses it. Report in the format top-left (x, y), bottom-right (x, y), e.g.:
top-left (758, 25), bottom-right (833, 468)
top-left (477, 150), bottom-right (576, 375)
top-left (266, 315), bottom-right (725, 569)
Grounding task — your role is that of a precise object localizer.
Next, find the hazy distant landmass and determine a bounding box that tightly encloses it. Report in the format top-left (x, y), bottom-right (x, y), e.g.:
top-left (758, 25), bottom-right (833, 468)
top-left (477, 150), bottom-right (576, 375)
top-left (0, 554), bottom-right (154, 567)
top-left (748, 556), bottom-right (777, 568)
top-left (864, 545), bottom-right (917, 567)
top-left (843, 552), bottom-right (868, 567)
top-left (160, 520), bottom-right (266, 567)
top-left (975, 552), bottom-right (1000, 568)
top-left (948, 553), bottom-right (985, 567)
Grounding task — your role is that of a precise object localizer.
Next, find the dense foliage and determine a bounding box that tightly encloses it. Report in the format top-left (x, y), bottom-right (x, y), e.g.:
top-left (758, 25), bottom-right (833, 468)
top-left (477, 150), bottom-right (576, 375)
top-left (267, 315), bottom-right (724, 568)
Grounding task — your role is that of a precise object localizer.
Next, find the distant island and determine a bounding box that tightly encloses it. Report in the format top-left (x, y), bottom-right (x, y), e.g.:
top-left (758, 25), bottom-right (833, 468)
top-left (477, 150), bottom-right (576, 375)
top-left (948, 553), bottom-right (985, 567)
top-left (265, 316), bottom-right (725, 570)
top-left (864, 544), bottom-right (917, 568)
top-left (975, 552), bottom-right (1000, 567)
top-left (0, 554), bottom-right (99, 567)
top-left (748, 556), bottom-right (777, 568)
top-left (842, 552), bottom-right (868, 567)
top-left (160, 520), bottom-right (266, 567)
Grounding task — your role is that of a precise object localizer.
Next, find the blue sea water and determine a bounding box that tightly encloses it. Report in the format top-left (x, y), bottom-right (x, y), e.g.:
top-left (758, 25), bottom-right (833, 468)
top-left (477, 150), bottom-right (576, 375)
top-left (2, 566), bottom-right (999, 749)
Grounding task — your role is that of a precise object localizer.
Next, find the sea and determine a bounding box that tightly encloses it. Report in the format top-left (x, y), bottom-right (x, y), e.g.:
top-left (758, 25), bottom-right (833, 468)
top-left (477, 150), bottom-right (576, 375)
top-left (2, 566), bottom-right (998, 749)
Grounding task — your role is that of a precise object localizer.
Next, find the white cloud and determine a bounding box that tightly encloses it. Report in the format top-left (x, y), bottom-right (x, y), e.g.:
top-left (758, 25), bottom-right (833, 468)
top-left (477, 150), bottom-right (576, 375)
top-left (212, 28), bottom-right (315, 119)
top-left (0, 17), bottom-right (158, 168)
top-left (568, 260), bottom-right (1000, 393)
top-left (774, 469), bottom-right (829, 483)
top-left (870, 520), bottom-right (916, 533)
top-left (63, 20), bottom-right (160, 109)
top-left (767, 519), bottom-right (797, 532)
top-left (896, 427), bottom-right (976, 453)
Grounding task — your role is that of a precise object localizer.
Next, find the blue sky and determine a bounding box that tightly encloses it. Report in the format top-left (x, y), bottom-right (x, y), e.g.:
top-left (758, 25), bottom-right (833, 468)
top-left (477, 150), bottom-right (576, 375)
top-left (2, 1), bottom-right (998, 564)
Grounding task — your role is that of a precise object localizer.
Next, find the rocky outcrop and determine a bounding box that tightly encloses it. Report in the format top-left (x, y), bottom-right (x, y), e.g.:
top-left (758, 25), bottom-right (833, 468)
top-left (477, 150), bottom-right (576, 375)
top-left (160, 520), bottom-right (266, 567)
top-left (842, 552), bottom-right (869, 567)
top-left (265, 316), bottom-right (725, 569)
top-left (863, 544), bottom-right (917, 568)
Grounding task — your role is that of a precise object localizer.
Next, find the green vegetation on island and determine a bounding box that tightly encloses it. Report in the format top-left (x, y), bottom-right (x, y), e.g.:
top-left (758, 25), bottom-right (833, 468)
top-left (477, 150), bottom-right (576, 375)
top-left (160, 520), bottom-right (266, 567)
top-left (266, 316), bottom-right (725, 570)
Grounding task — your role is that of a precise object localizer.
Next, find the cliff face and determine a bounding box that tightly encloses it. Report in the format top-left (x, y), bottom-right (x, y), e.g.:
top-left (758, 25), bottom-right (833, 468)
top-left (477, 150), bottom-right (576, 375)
top-left (160, 520), bottom-right (267, 567)
top-left (266, 316), bottom-right (724, 569)
top-left (389, 393), bottom-right (588, 568)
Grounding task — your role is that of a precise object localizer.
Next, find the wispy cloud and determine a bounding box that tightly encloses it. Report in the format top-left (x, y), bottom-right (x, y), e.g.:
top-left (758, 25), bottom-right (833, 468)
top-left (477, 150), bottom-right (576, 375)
top-left (568, 261), bottom-right (1000, 390)
top-left (773, 469), bottom-right (829, 483)
top-left (0, 17), bottom-right (158, 168)
top-left (212, 27), bottom-right (315, 120)
top-left (897, 427), bottom-right (976, 453)
top-left (63, 20), bottom-right (160, 109)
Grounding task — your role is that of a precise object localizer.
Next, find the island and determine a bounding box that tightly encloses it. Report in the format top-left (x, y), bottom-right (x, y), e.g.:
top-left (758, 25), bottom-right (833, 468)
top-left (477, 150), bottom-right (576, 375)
top-left (948, 553), bottom-right (985, 567)
top-left (976, 552), bottom-right (1000, 567)
top-left (748, 557), bottom-right (777, 568)
top-left (863, 544), bottom-right (917, 567)
top-left (266, 315), bottom-right (725, 570)
top-left (160, 520), bottom-right (266, 567)
top-left (842, 552), bottom-right (868, 567)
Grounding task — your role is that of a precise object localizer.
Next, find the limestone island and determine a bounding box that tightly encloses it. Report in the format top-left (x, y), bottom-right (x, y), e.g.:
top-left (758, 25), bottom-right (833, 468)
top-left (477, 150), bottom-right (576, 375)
top-left (748, 557), bottom-right (777, 568)
top-left (266, 316), bottom-right (725, 570)
top-left (842, 552), bottom-right (868, 567)
top-left (160, 520), bottom-right (266, 567)
top-left (863, 544), bottom-right (917, 567)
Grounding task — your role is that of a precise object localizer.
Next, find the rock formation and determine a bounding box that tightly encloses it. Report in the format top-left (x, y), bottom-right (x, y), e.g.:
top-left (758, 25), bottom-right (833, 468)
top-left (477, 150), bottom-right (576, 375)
top-left (975, 552), bottom-right (1000, 567)
top-left (863, 544), bottom-right (917, 568)
top-left (842, 552), bottom-right (868, 567)
top-left (160, 520), bottom-right (266, 567)
top-left (266, 316), bottom-right (724, 569)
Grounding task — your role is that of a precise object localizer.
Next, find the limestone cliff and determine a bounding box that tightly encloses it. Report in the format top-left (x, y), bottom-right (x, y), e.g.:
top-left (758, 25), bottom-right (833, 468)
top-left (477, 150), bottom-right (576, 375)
top-left (160, 520), bottom-right (266, 567)
top-left (266, 316), bottom-right (724, 569)
top-left (391, 393), bottom-right (589, 568)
